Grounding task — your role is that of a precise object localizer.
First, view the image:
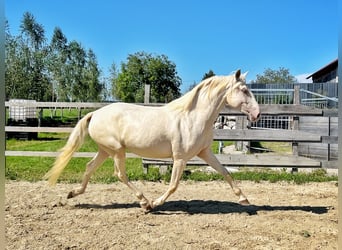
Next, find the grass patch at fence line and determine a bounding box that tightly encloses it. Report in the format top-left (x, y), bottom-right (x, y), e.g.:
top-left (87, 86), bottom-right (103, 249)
top-left (6, 134), bottom-right (98, 152)
top-left (231, 168), bottom-right (337, 184)
top-left (6, 155), bottom-right (337, 184)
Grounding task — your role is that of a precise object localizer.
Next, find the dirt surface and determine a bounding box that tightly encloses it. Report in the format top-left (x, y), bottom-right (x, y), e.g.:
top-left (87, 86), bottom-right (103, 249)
top-left (5, 180), bottom-right (337, 250)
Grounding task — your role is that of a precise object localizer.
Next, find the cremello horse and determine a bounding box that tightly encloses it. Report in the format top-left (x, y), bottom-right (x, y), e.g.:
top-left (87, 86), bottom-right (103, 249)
top-left (44, 69), bottom-right (260, 211)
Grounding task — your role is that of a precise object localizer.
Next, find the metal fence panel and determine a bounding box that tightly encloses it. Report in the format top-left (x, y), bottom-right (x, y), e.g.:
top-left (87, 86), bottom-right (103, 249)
top-left (248, 82), bottom-right (338, 129)
top-left (249, 82), bottom-right (338, 108)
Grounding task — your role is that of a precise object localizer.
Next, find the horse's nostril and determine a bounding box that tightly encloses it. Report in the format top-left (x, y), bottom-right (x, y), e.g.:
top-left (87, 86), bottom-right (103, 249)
top-left (256, 113), bottom-right (260, 119)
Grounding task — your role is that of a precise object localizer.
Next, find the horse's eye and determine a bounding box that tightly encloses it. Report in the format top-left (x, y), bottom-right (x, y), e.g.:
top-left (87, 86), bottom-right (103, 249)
top-left (242, 87), bottom-right (250, 96)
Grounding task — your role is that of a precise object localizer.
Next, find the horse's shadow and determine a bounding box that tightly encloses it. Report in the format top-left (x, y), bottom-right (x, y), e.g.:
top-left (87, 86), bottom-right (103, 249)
top-left (75, 199), bottom-right (330, 216)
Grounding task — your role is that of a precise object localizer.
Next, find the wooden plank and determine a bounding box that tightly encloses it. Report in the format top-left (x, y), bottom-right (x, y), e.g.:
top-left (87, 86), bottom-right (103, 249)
top-left (213, 129), bottom-right (322, 142)
top-left (5, 101), bottom-right (109, 109)
top-left (5, 151), bottom-right (139, 158)
top-left (5, 101), bottom-right (164, 109)
top-left (321, 160), bottom-right (338, 169)
top-left (321, 136), bottom-right (338, 144)
top-left (322, 109), bottom-right (339, 117)
top-left (5, 126), bottom-right (74, 133)
top-left (298, 143), bottom-right (338, 160)
top-left (298, 116), bottom-right (338, 160)
top-left (299, 117), bottom-right (338, 136)
top-left (5, 151), bottom-right (93, 157)
top-left (220, 104), bottom-right (323, 116)
top-left (258, 104), bottom-right (323, 116)
top-left (142, 154), bottom-right (321, 168)
top-left (5, 127), bottom-right (324, 143)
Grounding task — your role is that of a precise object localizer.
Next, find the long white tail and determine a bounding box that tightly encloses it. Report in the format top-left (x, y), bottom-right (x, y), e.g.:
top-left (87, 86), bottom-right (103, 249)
top-left (43, 112), bottom-right (93, 186)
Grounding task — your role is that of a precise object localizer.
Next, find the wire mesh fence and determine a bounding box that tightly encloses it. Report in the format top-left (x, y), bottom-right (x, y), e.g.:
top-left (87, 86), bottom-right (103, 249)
top-left (247, 82), bottom-right (338, 130)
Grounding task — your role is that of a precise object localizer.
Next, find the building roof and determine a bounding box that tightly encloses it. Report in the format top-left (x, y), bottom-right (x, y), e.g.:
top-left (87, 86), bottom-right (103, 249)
top-left (306, 59), bottom-right (338, 79)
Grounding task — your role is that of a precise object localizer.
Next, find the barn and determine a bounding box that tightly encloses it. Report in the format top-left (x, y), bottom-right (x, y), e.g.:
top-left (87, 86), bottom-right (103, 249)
top-left (306, 59), bottom-right (338, 83)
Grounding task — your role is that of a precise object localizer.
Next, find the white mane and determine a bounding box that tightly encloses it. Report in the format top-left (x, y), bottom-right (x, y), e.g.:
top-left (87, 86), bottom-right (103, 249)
top-left (167, 74), bottom-right (245, 112)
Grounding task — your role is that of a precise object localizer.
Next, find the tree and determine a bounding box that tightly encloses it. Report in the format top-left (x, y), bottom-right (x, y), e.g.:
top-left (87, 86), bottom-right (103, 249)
top-left (111, 52), bottom-right (181, 103)
top-left (5, 12), bottom-right (51, 101)
top-left (58, 40), bottom-right (88, 102)
top-left (6, 13), bottom-right (104, 102)
top-left (252, 67), bottom-right (297, 83)
top-left (20, 12), bottom-right (50, 101)
top-left (48, 27), bottom-right (69, 101)
top-left (109, 63), bottom-right (119, 100)
top-left (49, 31), bottom-right (103, 102)
top-left (5, 19), bottom-right (23, 98)
top-left (83, 49), bottom-right (103, 101)
top-left (148, 54), bottom-right (182, 103)
top-left (187, 70), bottom-right (215, 92)
top-left (20, 12), bottom-right (46, 51)
top-left (202, 69), bottom-right (215, 80)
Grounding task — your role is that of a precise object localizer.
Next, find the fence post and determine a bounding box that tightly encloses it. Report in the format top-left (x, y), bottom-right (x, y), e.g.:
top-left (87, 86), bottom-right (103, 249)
top-left (144, 84), bottom-right (150, 104)
top-left (77, 107), bottom-right (82, 121)
top-left (38, 109), bottom-right (43, 127)
top-left (328, 116), bottom-right (331, 161)
top-left (291, 86), bottom-right (300, 173)
top-left (293, 85), bottom-right (300, 105)
top-left (235, 116), bottom-right (249, 153)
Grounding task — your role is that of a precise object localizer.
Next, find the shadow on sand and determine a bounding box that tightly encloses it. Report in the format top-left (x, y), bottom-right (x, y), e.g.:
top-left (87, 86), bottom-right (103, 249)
top-left (75, 199), bottom-right (330, 216)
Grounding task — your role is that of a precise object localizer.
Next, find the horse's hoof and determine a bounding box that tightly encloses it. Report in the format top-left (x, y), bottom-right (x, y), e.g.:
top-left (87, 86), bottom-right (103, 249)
top-left (239, 199), bottom-right (250, 206)
top-left (140, 200), bottom-right (153, 211)
top-left (67, 192), bottom-right (74, 199)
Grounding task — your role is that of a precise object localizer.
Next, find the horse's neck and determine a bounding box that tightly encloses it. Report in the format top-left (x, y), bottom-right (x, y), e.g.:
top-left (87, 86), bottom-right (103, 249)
top-left (192, 93), bottom-right (226, 128)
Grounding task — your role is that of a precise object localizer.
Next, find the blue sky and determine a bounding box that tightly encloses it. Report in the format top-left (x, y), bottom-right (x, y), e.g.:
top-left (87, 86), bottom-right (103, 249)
top-left (5, 0), bottom-right (338, 93)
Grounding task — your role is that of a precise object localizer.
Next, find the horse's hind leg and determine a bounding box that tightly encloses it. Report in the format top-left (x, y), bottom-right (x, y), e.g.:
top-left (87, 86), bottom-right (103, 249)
top-left (113, 149), bottom-right (152, 210)
top-left (67, 149), bottom-right (108, 199)
top-left (197, 148), bottom-right (249, 205)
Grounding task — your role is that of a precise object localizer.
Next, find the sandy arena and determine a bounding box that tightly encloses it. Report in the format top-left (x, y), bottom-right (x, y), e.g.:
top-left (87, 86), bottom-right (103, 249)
top-left (5, 180), bottom-right (337, 249)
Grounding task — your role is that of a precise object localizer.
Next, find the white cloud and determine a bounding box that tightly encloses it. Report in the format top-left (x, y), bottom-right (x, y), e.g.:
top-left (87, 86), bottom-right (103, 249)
top-left (296, 73), bottom-right (313, 83)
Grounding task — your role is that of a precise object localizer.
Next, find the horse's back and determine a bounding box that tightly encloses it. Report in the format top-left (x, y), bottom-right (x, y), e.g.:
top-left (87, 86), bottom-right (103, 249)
top-left (87, 103), bottom-right (173, 157)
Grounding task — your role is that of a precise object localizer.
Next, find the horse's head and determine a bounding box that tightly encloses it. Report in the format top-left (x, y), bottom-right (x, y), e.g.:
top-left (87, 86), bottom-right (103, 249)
top-left (225, 70), bottom-right (260, 122)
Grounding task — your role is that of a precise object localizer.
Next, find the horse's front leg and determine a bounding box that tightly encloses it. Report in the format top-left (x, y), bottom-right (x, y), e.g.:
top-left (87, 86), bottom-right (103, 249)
top-left (197, 148), bottom-right (249, 205)
top-left (152, 159), bottom-right (185, 208)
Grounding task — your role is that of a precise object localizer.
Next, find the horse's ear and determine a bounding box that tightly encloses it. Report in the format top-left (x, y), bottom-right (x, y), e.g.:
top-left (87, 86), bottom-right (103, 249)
top-left (242, 71), bottom-right (248, 78)
top-left (235, 69), bottom-right (241, 80)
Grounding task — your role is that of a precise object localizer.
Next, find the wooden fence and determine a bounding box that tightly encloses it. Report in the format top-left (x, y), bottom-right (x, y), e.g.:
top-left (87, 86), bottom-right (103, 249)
top-left (5, 102), bottom-right (339, 171)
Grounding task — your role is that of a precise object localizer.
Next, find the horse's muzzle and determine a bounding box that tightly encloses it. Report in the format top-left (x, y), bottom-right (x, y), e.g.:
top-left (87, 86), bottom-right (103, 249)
top-left (247, 112), bottom-right (260, 122)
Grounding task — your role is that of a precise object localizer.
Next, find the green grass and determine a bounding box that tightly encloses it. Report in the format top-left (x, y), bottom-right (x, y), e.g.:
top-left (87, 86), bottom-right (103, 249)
top-left (259, 141), bottom-right (292, 154)
top-left (6, 154), bottom-right (337, 184)
top-left (6, 133), bottom-right (98, 152)
top-left (232, 168), bottom-right (337, 184)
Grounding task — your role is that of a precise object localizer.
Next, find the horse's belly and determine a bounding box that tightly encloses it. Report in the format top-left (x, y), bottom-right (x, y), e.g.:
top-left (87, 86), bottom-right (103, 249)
top-left (128, 142), bottom-right (172, 158)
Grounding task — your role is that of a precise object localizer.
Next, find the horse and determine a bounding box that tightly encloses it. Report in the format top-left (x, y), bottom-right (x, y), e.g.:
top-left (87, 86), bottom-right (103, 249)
top-left (43, 69), bottom-right (260, 211)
